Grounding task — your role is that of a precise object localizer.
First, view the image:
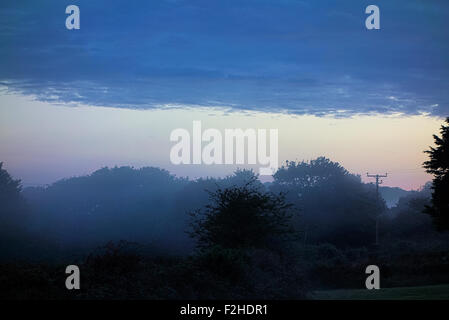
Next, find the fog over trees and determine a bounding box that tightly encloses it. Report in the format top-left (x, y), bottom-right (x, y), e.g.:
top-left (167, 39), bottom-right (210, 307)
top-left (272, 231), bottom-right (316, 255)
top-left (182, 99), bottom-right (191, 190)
top-left (1, 154), bottom-right (449, 299)
top-left (2, 119), bottom-right (449, 299)
top-left (0, 155), bottom-right (442, 262)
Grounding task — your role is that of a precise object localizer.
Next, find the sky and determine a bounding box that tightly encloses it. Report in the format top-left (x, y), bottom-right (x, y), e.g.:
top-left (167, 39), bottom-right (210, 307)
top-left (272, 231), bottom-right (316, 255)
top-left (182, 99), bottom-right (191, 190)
top-left (0, 0), bottom-right (448, 190)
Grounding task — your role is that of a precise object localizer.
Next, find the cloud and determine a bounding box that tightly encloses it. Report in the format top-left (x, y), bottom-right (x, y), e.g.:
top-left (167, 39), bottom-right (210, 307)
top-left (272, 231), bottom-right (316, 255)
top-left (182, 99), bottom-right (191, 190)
top-left (1, 0), bottom-right (448, 116)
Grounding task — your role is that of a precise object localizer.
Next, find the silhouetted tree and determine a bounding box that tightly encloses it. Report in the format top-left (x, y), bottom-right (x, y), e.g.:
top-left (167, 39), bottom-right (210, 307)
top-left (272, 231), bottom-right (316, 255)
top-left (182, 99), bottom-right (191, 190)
top-left (387, 182), bottom-right (433, 238)
top-left (0, 162), bottom-right (23, 221)
top-left (0, 162), bottom-right (29, 259)
top-left (423, 117), bottom-right (449, 231)
top-left (271, 157), bottom-right (383, 246)
top-left (22, 166), bottom-right (191, 254)
top-left (0, 161), bottom-right (21, 192)
top-left (189, 176), bottom-right (296, 250)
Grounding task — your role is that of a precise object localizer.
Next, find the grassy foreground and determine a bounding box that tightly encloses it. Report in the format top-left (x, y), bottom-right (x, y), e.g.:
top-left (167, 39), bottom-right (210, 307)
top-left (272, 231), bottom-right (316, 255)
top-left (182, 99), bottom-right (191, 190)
top-left (311, 284), bottom-right (449, 300)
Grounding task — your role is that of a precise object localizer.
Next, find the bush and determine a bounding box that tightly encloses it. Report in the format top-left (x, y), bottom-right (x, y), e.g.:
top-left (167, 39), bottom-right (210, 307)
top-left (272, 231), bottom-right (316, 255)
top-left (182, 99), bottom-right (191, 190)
top-left (189, 177), bottom-right (297, 250)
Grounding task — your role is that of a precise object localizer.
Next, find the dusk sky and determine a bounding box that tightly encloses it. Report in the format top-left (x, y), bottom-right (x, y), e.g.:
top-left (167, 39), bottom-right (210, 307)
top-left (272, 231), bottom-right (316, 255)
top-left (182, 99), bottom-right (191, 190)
top-left (1, 0), bottom-right (448, 190)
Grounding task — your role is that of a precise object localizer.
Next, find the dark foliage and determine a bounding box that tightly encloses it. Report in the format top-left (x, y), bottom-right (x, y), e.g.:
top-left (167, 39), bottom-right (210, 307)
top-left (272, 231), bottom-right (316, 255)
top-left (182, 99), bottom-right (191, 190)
top-left (0, 240), bottom-right (309, 300)
top-left (1, 157), bottom-right (448, 299)
top-left (423, 117), bottom-right (449, 231)
top-left (188, 175), bottom-right (296, 250)
top-left (271, 157), bottom-right (384, 246)
top-left (0, 162), bottom-right (30, 258)
top-left (385, 183), bottom-right (434, 239)
top-left (0, 162), bottom-right (24, 223)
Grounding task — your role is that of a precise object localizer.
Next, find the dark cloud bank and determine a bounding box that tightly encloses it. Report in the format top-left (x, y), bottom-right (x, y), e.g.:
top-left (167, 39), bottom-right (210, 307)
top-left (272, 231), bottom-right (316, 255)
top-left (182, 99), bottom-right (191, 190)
top-left (1, 0), bottom-right (448, 116)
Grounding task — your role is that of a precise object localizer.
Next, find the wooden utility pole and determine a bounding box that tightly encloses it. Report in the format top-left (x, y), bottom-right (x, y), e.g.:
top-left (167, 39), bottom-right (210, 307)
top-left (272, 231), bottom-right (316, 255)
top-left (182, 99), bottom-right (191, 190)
top-left (367, 173), bottom-right (388, 245)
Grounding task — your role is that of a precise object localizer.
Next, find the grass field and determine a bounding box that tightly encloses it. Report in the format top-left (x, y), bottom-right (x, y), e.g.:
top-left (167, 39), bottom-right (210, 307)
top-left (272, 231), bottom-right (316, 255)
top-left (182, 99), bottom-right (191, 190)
top-left (311, 284), bottom-right (449, 300)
